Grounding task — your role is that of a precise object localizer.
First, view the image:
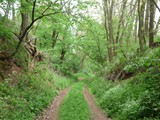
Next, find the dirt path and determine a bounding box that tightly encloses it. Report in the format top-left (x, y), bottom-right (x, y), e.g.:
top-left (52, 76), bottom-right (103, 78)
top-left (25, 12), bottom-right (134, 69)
top-left (36, 87), bottom-right (70, 120)
top-left (36, 84), bottom-right (111, 120)
top-left (84, 89), bottom-right (111, 120)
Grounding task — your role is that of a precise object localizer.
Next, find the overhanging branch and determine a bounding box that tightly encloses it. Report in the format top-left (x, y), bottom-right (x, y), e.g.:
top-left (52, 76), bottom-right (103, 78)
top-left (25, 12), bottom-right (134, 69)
top-left (32, 0), bottom-right (37, 21)
top-left (12, 0), bottom-right (63, 56)
top-left (151, 0), bottom-right (160, 12)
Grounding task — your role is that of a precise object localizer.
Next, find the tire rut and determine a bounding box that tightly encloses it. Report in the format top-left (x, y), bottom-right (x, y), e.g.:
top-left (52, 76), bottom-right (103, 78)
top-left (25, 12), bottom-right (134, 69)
top-left (83, 89), bottom-right (111, 120)
top-left (36, 87), bottom-right (70, 120)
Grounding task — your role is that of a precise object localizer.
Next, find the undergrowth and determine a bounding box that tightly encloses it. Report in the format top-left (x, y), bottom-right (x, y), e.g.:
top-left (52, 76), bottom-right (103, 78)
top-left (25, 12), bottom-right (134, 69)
top-left (0, 62), bottom-right (73, 120)
top-left (88, 48), bottom-right (160, 120)
top-left (88, 74), bottom-right (160, 120)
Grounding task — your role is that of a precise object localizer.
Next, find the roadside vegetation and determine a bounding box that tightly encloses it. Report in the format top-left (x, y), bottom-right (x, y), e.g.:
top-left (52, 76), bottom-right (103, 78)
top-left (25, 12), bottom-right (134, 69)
top-left (88, 47), bottom-right (160, 120)
top-left (0, 62), bottom-right (73, 120)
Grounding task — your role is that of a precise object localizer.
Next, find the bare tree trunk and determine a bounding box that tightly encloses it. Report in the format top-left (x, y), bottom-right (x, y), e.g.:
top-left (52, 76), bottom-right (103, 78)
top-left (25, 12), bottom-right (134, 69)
top-left (19, 13), bottom-right (29, 41)
top-left (80, 54), bottom-right (86, 70)
top-left (60, 48), bottom-right (66, 61)
top-left (134, 15), bottom-right (138, 43)
top-left (19, 1), bottom-right (40, 61)
top-left (19, 0), bottom-right (30, 41)
top-left (5, 1), bottom-right (11, 18)
top-left (12, 2), bottom-right (15, 21)
top-left (138, 0), bottom-right (146, 52)
top-left (155, 16), bottom-right (160, 34)
top-left (103, 0), bottom-right (114, 62)
top-left (145, 0), bottom-right (150, 37)
top-left (52, 30), bottom-right (58, 48)
top-left (125, 0), bottom-right (136, 56)
top-left (109, 0), bottom-right (115, 57)
top-left (115, 0), bottom-right (127, 52)
top-left (115, 0), bottom-right (127, 44)
top-left (149, 0), bottom-right (156, 47)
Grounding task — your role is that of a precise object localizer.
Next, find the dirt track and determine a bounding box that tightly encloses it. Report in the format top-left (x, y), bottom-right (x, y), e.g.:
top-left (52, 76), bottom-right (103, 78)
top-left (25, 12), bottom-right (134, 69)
top-left (36, 85), bottom-right (111, 120)
top-left (36, 87), bottom-right (70, 120)
top-left (84, 89), bottom-right (111, 120)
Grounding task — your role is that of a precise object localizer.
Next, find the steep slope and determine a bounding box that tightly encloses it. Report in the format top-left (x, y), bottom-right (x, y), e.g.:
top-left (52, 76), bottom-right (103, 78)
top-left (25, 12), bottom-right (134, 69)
top-left (87, 48), bottom-right (160, 120)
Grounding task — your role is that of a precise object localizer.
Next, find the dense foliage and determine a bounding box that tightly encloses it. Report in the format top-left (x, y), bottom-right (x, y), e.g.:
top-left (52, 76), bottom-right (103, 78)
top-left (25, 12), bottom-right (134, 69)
top-left (88, 48), bottom-right (160, 120)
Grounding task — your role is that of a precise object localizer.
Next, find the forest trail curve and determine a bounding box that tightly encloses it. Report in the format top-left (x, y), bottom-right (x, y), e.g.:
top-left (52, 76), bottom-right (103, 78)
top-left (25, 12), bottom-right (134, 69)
top-left (84, 89), bottom-right (111, 120)
top-left (36, 87), bottom-right (70, 120)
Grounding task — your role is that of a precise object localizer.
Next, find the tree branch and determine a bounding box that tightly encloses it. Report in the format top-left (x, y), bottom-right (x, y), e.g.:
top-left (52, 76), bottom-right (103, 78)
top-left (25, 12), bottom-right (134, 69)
top-left (151, 0), bottom-right (160, 12)
top-left (42, 2), bottom-right (52, 15)
top-left (32, 0), bottom-right (37, 21)
top-left (12, 11), bottom-right (62, 56)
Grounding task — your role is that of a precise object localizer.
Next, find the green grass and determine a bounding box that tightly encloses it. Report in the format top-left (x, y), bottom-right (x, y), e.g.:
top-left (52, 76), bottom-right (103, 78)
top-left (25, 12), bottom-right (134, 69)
top-left (58, 82), bottom-right (91, 120)
top-left (0, 62), bottom-right (73, 120)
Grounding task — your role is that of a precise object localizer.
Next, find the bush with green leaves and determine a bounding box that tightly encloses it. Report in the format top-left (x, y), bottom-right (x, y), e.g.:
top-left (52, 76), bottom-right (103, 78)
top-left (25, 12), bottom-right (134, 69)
top-left (124, 48), bottom-right (160, 73)
top-left (138, 69), bottom-right (160, 119)
top-left (88, 76), bottom-right (158, 119)
top-left (0, 17), bottom-right (13, 40)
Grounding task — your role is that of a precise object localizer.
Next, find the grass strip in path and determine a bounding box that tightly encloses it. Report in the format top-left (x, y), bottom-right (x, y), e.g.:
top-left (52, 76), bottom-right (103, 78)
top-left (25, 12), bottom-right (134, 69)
top-left (58, 82), bottom-right (91, 120)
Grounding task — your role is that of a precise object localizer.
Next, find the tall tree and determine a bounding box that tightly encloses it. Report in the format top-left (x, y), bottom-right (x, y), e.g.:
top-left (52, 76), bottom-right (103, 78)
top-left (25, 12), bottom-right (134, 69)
top-left (149, 0), bottom-right (156, 47)
top-left (103, 0), bottom-right (115, 62)
top-left (52, 29), bottom-right (58, 49)
top-left (5, 0), bottom-right (11, 18)
top-left (19, 0), bottom-right (29, 41)
top-left (145, 0), bottom-right (150, 37)
top-left (138, 0), bottom-right (146, 52)
top-left (12, 2), bottom-right (15, 21)
top-left (12, 0), bottom-right (62, 56)
top-left (115, 0), bottom-right (127, 47)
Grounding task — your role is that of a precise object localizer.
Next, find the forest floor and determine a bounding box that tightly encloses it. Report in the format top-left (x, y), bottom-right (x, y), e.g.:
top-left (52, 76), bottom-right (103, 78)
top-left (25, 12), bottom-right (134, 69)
top-left (36, 82), bottom-right (110, 120)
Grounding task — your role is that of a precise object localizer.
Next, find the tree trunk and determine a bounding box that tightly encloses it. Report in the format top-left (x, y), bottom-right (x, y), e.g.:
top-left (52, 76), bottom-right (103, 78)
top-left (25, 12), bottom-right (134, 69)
top-left (155, 16), bottom-right (160, 34)
top-left (5, 1), bottom-right (11, 18)
top-left (80, 54), bottom-right (86, 70)
top-left (138, 0), bottom-right (146, 52)
top-left (115, 0), bottom-right (127, 45)
top-left (149, 0), bottom-right (156, 47)
top-left (52, 29), bottom-right (58, 48)
top-left (60, 48), bottom-right (66, 61)
top-left (145, 0), bottom-right (149, 37)
top-left (103, 0), bottom-right (114, 62)
top-left (19, 1), bottom-right (41, 60)
top-left (134, 15), bottom-right (138, 43)
top-left (19, 13), bottom-right (29, 41)
top-left (12, 2), bottom-right (16, 21)
top-left (109, 0), bottom-right (115, 57)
